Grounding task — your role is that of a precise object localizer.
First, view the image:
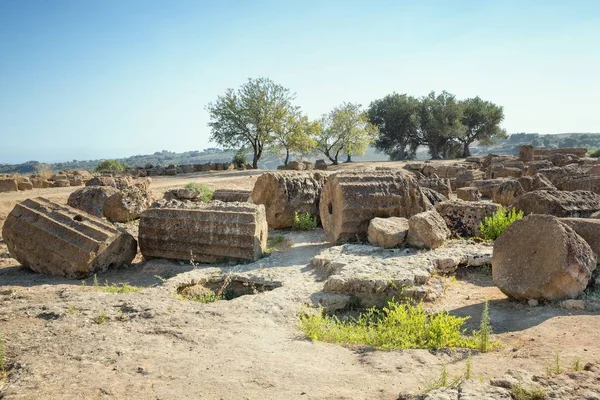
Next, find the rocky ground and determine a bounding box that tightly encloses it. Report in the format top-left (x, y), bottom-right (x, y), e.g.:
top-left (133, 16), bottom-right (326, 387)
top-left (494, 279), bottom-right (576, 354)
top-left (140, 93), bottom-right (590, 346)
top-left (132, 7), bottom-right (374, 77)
top-left (1, 168), bottom-right (599, 399)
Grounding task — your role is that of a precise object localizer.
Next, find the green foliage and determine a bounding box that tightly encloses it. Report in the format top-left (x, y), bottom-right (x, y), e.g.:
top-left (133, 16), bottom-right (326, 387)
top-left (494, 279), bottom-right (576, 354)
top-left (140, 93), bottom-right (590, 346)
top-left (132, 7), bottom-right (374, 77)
top-left (368, 93), bottom-right (421, 161)
top-left (479, 206), bottom-right (524, 241)
top-left (94, 312), bottom-right (108, 324)
top-left (417, 91), bottom-right (465, 159)
top-left (232, 149), bottom-right (248, 167)
top-left (206, 77), bottom-right (296, 168)
top-left (512, 381), bottom-right (547, 400)
top-left (264, 234), bottom-right (290, 256)
top-left (472, 300), bottom-right (496, 353)
top-left (459, 96), bottom-right (506, 157)
top-left (185, 182), bottom-right (213, 202)
top-left (273, 111), bottom-right (319, 164)
top-left (299, 300), bottom-right (480, 350)
top-left (92, 274), bottom-right (142, 294)
top-left (589, 148), bottom-right (600, 157)
top-left (179, 291), bottom-right (223, 304)
top-left (95, 159), bottom-right (127, 173)
top-left (292, 212), bottom-right (318, 230)
top-left (316, 102), bottom-right (378, 164)
top-left (573, 358), bottom-right (583, 372)
top-left (0, 331), bottom-right (5, 373)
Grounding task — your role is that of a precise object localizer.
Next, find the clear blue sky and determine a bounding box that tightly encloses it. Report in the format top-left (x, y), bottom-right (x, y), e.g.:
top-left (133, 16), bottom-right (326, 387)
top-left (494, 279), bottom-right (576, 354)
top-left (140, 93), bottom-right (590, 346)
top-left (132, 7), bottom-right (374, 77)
top-left (1, 0), bottom-right (599, 163)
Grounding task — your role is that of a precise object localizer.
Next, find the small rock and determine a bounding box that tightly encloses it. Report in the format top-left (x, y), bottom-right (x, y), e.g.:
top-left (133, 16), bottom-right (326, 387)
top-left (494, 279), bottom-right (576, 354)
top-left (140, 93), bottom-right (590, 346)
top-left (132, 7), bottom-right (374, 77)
top-left (527, 299), bottom-right (539, 307)
top-left (561, 299), bottom-right (585, 310)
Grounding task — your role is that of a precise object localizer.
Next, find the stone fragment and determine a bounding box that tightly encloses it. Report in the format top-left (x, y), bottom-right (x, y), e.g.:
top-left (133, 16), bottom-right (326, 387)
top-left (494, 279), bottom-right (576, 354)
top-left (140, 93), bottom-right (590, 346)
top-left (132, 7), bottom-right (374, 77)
top-left (103, 179), bottom-right (153, 222)
top-left (456, 187), bottom-right (482, 201)
top-left (513, 190), bottom-right (600, 217)
top-left (67, 186), bottom-right (120, 217)
top-left (211, 189), bottom-right (251, 203)
top-left (1, 198), bottom-right (137, 278)
top-left (435, 200), bottom-right (501, 238)
top-left (367, 217), bottom-right (409, 248)
top-left (406, 210), bottom-right (450, 249)
top-left (492, 214), bottom-right (596, 300)
top-left (492, 180), bottom-right (524, 206)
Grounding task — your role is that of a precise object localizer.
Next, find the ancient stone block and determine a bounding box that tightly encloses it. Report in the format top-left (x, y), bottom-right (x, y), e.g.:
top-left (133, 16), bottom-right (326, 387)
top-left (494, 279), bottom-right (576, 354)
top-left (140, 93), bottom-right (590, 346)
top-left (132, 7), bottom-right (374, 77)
top-left (513, 190), bottom-right (600, 217)
top-left (139, 202), bottom-right (267, 263)
top-left (561, 176), bottom-right (600, 194)
top-left (17, 179), bottom-right (33, 191)
top-left (319, 171), bottom-right (431, 244)
top-left (0, 178), bottom-right (18, 193)
top-left (367, 217), bottom-right (409, 248)
top-left (519, 145), bottom-right (534, 162)
top-left (212, 189), bottom-right (251, 203)
top-left (492, 180), bottom-right (524, 206)
top-left (1, 198), bottom-right (137, 278)
top-left (406, 210), bottom-right (450, 249)
top-left (560, 218), bottom-right (600, 261)
top-left (435, 200), bottom-right (501, 238)
top-left (418, 177), bottom-right (452, 198)
top-left (68, 186), bottom-right (120, 217)
top-left (493, 214), bottom-right (596, 300)
top-left (251, 171), bottom-right (329, 229)
top-left (315, 160), bottom-right (328, 170)
top-left (103, 179), bottom-right (153, 222)
top-left (468, 179), bottom-right (508, 198)
top-left (456, 187), bottom-right (482, 202)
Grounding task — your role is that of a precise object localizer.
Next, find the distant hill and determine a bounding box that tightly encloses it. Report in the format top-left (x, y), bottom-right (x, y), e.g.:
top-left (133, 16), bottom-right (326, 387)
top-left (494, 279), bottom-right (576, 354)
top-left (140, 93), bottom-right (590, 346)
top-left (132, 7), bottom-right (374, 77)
top-left (1, 132), bottom-right (599, 174)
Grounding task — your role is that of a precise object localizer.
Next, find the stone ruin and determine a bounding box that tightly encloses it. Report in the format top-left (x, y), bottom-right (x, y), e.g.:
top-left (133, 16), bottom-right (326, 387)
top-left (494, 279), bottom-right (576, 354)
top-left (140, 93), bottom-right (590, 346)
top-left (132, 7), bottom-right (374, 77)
top-left (138, 201), bottom-right (268, 263)
top-left (1, 197), bottom-right (137, 278)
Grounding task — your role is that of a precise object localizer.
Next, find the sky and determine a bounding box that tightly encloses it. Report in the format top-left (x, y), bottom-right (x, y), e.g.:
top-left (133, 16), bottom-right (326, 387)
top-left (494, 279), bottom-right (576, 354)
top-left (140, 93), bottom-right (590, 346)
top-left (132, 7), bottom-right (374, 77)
top-left (0, 0), bottom-right (599, 164)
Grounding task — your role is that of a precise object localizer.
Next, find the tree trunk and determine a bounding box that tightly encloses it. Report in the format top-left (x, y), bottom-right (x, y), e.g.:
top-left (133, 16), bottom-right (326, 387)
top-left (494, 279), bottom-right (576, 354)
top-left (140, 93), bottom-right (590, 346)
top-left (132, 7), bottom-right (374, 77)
top-left (429, 143), bottom-right (441, 160)
top-left (253, 147), bottom-right (262, 169)
top-left (345, 154), bottom-right (352, 163)
top-left (284, 148), bottom-right (290, 165)
top-left (461, 141), bottom-right (471, 158)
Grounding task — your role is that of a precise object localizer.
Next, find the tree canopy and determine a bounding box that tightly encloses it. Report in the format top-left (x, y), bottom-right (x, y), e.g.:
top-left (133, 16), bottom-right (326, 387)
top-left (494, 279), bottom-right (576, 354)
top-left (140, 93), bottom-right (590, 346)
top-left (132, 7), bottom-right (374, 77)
top-left (206, 77), bottom-right (295, 168)
top-left (458, 96), bottom-right (506, 157)
top-left (315, 103), bottom-right (378, 164)
top-left (272, 110), bottom-right (318, 165)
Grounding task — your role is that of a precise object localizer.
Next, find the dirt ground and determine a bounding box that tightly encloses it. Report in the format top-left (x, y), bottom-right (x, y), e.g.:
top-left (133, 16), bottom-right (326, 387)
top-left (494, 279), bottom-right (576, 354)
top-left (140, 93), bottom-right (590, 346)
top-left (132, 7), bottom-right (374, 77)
top-left (1, 167), bottom-right (599, 399)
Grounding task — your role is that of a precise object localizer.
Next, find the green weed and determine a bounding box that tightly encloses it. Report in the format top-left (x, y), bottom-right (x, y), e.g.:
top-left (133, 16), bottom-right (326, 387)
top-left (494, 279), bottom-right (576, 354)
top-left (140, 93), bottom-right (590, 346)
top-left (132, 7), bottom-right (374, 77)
top-left (573, 358), bottom-right (583, 372)
top-left (472, 300), bottom-right (496, 353)
top-left (184, 182), bottom-right (213, 202)
top-left (299, 300), bottom-right (480, 350)
top-left (292, 211), bottom-right (318, 230)
top-left (479, 206), bottom-right (524, 241)
top-left (94, 312), bottom-right (108, 324)
top-left (512, 380), bottom-right (547, 400)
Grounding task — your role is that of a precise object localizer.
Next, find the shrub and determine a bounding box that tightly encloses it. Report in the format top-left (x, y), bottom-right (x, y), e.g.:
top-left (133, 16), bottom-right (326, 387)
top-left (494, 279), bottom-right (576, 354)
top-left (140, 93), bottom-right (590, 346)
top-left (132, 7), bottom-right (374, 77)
top-left (292, 212), bottom-right (318, 230)
top-left (479, 206), bottom-right (523, 241)
top-left (472, 300), bottom-right (496, 353)
top-left (232, 149), bottom-right (247, 167)
top-left (95, 159), bottom-right (126, 173)
top-left (299, 300), bottom-right (478, 350)
top-left (589, 148), bottom-right (600, 158)
top-left (185, 182), bottom-right (213, 202)
top-left (34, 163), bottom-right (54, 179)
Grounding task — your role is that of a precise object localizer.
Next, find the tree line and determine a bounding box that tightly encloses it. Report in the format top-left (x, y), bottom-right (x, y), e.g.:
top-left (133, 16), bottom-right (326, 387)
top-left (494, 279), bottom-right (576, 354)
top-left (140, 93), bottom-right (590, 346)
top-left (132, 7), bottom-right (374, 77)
top-left (206, 78), bottom-right (506, 167)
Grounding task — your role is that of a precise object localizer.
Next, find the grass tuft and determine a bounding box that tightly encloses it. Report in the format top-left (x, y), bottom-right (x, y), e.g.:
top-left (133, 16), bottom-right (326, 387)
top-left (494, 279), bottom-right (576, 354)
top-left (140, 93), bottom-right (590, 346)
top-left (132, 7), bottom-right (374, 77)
top-left (292, 212), bottom-right (318, 230)
top-left (185, 182), bottom-right (213, 202)
top-left (299, 300), bottom-right (484, 351)
top-left (479, 206), bottom-right (523, 241)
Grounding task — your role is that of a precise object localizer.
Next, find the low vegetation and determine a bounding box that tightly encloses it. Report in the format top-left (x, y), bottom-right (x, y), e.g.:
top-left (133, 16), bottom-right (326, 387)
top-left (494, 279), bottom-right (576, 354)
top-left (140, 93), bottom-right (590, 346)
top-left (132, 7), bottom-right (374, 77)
top-left (264, 234), bottom-right (291, 256)
top-left (232, 148), bottom-right (247, 167)
top-left (300, 300), bottom-right (496, 351)
top-left (94, 312), bottom-right (108, 324)
top-left (511, 381), bottom-right (547, 400)
top-left (589, 148), bottom-right (600, 157)
top-left (0, 331), bottom-right (6, 376)
top-left (95, 159), bottom-right (127, 173)
top-left (185, 182), bottom-right (213, 202)
top-left (292, 212), bottom-right (318, 230)
top-left (479, 206), bottom-right (524, 241)
top-left (86, 275), bottom-right (142, 294)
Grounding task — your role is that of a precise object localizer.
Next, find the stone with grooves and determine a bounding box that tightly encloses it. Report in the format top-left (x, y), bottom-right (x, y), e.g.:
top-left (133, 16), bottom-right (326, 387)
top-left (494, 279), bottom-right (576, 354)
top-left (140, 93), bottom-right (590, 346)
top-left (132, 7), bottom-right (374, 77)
top-left (518, 173), bottom-right (556, 192)
top-left (407, 210), bottom-right (450, 249)
top-left (469, 179), bottom-right (509, 198)
top-left (103, 179), bottom-right (153, 222)
top-left (513, 190), bottom-right (600, 217)
top-left (212, 189), bottom-right (251, 203)
top-left (519, 145), bottom-right (534, 162)
top-left (251, 171), bottom-right (329, 229)
top-left (67, 186), bottom-right (120, 217)
top-left (17, 179), bottom-right (33, 191)
top-left (456, 187), bottom-right (482, 201)
top-left (418, 177), bottom-right (452, 198)
top-left (0, 178), bottom-right (18, 193)
top-left (492, 180), bottom-right (524, 206)
top-left (139, 202), bottom-right (267, 262)
top-left (1, 198), bottom-right (137, 279)
top-left (320, 170), bottom-right (431, 244)
top-left (367, 217), bottom-right (409, 248)
top-left (435, 200), bottom-right (501, 238)
top-left (86, 176), bottom-right (133, 190)
top-left (420, 187), bottom-right (447, 206)
top-left (493, 214), bottom-right (596, 300)
top-left (560, 218), bottom-right (600, 261)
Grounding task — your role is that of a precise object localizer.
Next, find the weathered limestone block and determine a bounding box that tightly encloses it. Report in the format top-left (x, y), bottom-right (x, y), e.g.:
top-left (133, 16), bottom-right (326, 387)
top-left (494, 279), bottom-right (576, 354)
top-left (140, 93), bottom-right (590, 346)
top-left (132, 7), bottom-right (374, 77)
top-left (406, 210), bottom-right (450, 249)
top-left (251, 171), bottom-right (329, 229)
top-left (561, 176), bottom-right (600, 194)
top-left (86, 176), bottom-right (133, 190)
top-left (1, 198), bottom-right (137, 278)
top-left (103, 179), bottom-right (153, 222)
top-left (435, 200), bottom-right (501, 238)
top-left (31, 178), bottom-right (50, 189)
top-left (560, 218), bottom-right (600, 261)
top-left (469, 179), bottom-right (509, 198)
top-left (456, 187), bottom-right (482, 201)
top-left (513, 190), bottom-right (600, 217)
top-left (0, 178), bottom-right (18, 193)
top-left (519, 145), bottom-right (534, 162)
top-left (420, 187), bottom-right (447, 206)
top-left (538, 167), bottom-right (585, 189)
top-left (315, 160), bottom-right (328, 170)
top-left (493, 214), bottom-right (596, 300)
top-left (526, 160), bottom-right (554, 176)
top-left (518, 173), bottom-right (556, 192)
top-left (17, 179), bottom-right (33, 191)
top-left (453, 169), bottom-right (486, 189)
top-left (54, 180), bottom-right (70, 187)
top-left (180, 164), bottom-right (195, 174)
top-left (492, 180), bottom-right (524, 206)
top-left (212, 189), bottom-right (251, 203)
top-left (367, 217), bottom-right (409, 248)
top-left (418, 177), bottom-right (452, 198)
top-left (494, 167), bottom-right (523, 179)
top-left (139, 202), bottom-right (268, 262)
top-left (67, 186), bottom-right (120, 217)
top-left (319, 171), bottom-right (431, 244)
